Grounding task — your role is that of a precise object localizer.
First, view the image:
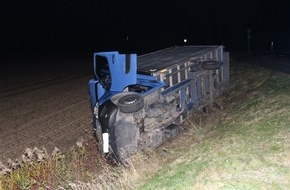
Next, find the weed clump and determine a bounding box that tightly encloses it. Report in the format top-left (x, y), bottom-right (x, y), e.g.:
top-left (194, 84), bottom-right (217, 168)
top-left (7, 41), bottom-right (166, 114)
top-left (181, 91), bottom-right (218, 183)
top-left (0, 131), bottom-right (106, 190)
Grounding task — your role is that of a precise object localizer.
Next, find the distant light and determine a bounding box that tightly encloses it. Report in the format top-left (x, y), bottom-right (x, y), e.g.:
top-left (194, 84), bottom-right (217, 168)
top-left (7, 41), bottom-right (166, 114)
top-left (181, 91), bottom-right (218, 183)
top-left (271, 41), bottom-right (274, 53)
top-left (126, 36), bottom-right (129, 41)
top-left (183, 39), bottom-right (187, 43)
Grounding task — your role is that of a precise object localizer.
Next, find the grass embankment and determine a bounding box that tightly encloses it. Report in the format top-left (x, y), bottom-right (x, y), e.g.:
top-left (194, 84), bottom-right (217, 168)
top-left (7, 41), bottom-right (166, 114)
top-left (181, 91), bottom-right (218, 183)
top-left (138, 60), bottom-right (290, 189)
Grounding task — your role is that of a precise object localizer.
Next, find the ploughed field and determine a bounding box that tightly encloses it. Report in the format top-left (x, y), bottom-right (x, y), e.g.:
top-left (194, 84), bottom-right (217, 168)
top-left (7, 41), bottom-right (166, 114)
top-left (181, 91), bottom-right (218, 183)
top-left (0, 55), bottom-right (92, 162)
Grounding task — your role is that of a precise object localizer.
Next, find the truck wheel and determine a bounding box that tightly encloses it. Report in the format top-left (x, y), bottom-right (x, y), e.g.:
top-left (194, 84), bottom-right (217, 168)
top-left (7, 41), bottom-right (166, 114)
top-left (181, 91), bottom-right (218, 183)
top-left (109, 119), bottom-right (139, 165)
top-left (118, 94), bottom-right (144, 113)
top-left (201, 60), bottom-right (221, 70)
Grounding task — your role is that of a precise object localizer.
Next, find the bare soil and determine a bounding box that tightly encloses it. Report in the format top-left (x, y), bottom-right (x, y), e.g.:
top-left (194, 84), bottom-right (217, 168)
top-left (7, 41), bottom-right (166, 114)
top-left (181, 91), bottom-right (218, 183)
top-left (0, 56), bottom-right (93, 162)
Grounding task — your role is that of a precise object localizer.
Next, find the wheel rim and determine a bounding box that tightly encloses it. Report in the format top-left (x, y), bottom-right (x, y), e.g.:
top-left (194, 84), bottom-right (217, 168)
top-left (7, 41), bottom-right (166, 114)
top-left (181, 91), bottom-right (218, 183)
top-left (123, 96), bottom-right (137, 105)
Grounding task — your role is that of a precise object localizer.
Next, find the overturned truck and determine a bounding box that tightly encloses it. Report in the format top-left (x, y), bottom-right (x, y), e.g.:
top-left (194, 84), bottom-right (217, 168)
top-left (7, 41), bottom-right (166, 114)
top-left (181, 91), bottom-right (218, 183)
top-left (89, 46), bottom-right (229, 160)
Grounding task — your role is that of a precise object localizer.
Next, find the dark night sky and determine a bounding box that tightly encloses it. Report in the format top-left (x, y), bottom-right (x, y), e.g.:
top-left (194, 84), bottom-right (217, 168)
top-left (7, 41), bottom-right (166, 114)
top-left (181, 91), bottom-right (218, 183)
top-left (1, 0), bottom-right (290, 58)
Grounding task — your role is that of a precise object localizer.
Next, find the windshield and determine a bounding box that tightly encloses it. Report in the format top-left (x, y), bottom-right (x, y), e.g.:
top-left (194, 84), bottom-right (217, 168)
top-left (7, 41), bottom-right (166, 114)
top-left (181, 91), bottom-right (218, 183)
top-left (95, 55), bottom-right (110, 79)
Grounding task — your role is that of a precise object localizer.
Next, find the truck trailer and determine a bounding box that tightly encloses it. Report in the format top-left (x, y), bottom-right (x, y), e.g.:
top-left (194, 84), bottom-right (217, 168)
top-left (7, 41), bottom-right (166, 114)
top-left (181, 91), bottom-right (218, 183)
top-left (89, 46), bottom-right (229, 161)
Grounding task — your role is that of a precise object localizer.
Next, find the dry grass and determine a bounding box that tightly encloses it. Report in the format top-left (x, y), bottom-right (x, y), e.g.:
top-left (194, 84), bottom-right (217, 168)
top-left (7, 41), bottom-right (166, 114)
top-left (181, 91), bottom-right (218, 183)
top-left (69, 151), bottom-right (165, 190)
top-left (0, 131), bottom-right (104, 190)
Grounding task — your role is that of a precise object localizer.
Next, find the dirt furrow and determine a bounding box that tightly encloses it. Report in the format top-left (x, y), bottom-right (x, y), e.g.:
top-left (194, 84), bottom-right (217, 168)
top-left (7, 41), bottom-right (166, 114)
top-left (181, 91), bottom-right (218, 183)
top-left (0, 76), bottom-right (90, 126)
top-left (0, 102), bottom-right (91, 161)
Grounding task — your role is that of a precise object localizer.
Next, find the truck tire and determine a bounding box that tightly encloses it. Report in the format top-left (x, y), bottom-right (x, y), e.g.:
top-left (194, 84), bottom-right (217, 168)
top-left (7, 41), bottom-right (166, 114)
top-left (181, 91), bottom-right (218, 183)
top-left (118, 94), bottom-right (144, 113)
top-left (201, 60), bottom-right (221, 70)
top-left (109, 119), bottom-right (139, 164)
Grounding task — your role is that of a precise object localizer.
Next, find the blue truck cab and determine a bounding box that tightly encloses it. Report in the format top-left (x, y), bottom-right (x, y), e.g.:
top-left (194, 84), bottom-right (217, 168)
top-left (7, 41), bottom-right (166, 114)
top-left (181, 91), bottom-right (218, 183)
top-left (89, 52), bottom-right (164, 108)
